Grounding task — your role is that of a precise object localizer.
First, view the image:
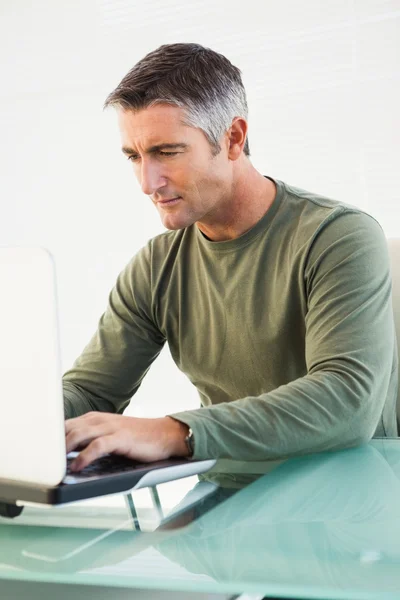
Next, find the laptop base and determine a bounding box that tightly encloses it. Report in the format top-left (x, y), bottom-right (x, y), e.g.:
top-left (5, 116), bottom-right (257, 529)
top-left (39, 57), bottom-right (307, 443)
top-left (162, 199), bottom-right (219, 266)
top-left (0, 458), bottom-right (217, 516)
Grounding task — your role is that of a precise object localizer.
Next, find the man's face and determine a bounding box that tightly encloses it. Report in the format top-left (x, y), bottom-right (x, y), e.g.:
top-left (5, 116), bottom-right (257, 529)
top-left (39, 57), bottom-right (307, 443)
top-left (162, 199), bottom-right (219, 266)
top-left (117, 104), bottom-right (233, 231)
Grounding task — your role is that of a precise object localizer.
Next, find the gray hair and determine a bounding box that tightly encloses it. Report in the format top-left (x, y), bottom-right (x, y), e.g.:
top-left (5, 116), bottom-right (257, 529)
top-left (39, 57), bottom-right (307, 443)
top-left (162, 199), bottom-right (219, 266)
top-left (103, 42), bottom-right (250, 157)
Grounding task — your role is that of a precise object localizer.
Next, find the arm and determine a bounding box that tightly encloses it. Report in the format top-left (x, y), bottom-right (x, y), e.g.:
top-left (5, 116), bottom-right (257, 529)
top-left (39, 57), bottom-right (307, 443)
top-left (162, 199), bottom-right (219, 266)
top-left (169, 212), bottom-right (397, 460)
top-left (63, 243), bottom-right (166, 419)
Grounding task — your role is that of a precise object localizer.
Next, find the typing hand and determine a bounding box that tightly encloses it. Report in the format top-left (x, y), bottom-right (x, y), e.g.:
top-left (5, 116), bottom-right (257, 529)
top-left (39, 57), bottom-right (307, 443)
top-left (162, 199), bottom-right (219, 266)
top-left (65, 412), bottom-right (189, 472)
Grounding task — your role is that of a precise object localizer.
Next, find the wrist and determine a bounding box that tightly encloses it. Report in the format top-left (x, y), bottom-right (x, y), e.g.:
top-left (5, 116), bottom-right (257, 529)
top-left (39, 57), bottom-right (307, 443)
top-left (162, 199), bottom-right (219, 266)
top-left (165, 417), bottom-right (190, 457)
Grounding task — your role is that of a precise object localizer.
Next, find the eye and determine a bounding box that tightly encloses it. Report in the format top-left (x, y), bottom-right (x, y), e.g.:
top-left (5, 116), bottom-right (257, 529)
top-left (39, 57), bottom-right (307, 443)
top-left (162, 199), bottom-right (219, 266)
top-left (127, 151), bottom-right (179, 162)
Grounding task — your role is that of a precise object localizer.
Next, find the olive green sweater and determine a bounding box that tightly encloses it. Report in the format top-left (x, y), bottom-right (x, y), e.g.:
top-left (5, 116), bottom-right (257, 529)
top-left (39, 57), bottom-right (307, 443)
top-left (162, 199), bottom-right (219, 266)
top-left (63, 177), bottom-right (398, 461)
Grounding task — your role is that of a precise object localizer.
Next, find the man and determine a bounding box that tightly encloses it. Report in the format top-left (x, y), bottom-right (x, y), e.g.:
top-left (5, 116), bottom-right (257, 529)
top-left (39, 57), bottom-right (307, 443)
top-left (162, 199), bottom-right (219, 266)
top-left (63, 42), bottom-right (398, 473)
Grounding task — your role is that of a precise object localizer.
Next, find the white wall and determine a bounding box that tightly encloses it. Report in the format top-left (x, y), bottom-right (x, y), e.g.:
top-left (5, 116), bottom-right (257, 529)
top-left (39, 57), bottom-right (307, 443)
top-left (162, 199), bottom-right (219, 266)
top-left (1, 0), bottom-right (399, 420)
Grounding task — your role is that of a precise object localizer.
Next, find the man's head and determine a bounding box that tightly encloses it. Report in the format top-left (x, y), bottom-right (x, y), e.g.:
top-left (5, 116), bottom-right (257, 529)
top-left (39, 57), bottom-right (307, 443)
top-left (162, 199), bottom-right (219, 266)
top-left (103, 43), bottom-right (255, 235)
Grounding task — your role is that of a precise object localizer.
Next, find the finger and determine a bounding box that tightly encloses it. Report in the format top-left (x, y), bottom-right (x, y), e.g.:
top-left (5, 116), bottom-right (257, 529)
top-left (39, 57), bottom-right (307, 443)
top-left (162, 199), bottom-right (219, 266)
top-left (65, 412), bottom-right (104, 434)
top-left (65, 413), bottom-right (92, 434)
top-left (66, 424), bottom-right (110, 454)
top-left (65, 417), bottom-right (80, 435)
top-left (69, 435), bottom-right (119, 472)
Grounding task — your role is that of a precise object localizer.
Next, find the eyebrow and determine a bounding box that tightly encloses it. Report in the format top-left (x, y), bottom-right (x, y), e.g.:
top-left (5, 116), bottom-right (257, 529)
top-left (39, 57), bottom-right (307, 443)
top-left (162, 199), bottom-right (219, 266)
top-left (121, 143), bottom-right (189, 155)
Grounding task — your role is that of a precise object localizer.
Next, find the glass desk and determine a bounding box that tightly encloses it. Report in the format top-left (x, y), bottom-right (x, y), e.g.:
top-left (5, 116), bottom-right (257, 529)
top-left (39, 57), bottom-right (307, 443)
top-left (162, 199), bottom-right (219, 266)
top-left (1, 438), bottom-right (400, 600)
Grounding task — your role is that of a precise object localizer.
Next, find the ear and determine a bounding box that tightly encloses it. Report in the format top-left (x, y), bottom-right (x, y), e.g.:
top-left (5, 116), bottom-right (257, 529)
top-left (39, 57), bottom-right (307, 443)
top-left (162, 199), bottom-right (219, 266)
top-left (227, 117), bottom-right (248, 160)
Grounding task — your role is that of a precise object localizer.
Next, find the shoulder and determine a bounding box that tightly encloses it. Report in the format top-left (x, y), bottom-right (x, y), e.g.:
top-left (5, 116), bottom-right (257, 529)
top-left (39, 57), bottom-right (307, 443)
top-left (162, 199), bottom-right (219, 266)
top-left (275, 178), bottom-right (386, 251)
top-left (270, 179), bottom-right (389, 281)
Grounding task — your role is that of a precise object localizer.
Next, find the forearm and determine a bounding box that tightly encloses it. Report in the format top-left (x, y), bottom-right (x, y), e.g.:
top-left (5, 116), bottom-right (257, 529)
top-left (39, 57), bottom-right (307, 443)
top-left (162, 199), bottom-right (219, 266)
top-left (169, 365), bottom-right (393, 461)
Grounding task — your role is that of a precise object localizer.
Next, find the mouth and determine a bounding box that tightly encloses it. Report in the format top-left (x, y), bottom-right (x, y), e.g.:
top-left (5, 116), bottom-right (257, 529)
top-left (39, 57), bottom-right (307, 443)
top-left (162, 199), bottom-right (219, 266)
top-left (157, 197), bottom-right (181, 207)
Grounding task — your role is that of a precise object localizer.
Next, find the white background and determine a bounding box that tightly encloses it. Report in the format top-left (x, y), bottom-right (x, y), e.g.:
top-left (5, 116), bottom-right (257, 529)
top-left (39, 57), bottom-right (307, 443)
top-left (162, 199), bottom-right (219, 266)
top-left (1, 0), bottom-right (399, 419)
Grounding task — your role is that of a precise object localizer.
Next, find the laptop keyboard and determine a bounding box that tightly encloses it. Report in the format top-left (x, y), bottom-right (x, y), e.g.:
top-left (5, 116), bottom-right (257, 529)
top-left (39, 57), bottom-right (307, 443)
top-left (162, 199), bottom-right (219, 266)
top-left (65, 454), bottom-right (144, 479)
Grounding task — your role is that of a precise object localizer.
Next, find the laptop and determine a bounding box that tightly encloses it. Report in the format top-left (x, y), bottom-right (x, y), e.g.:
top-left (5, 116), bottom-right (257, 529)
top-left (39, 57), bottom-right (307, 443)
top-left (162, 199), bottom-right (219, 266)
top-left (0, 247), bottom-right (216, 512)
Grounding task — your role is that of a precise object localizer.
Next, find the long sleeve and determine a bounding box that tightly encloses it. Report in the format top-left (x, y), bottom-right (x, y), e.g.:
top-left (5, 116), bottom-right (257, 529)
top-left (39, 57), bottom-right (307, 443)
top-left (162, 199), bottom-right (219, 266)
top-left (169, 212), bottom-right (398, 460)
top-left (63, 242), bottom-right (166, 419)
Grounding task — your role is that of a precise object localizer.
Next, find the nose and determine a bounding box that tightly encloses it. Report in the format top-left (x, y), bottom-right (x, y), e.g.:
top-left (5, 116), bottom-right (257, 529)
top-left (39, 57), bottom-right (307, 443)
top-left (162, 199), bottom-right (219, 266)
top-left (139, 159), bottom-right (167, 197)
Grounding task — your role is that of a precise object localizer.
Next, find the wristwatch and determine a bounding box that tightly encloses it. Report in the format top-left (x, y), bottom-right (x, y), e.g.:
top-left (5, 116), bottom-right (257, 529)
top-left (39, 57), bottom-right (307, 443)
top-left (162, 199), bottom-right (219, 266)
top-left (184, 427), bottom-right (195, 458)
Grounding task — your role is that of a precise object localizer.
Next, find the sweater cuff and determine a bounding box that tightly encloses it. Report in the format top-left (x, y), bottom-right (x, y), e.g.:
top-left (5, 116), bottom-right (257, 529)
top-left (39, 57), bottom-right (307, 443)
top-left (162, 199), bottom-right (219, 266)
top-left (167, 409), bottom-right (210, 460)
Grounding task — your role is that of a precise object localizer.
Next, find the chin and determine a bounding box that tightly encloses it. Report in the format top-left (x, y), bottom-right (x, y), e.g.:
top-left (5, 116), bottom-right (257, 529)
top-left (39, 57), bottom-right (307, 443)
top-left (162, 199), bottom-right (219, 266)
top-left (161, 214), bottom-right (196, 231)
top-left (163, 221), bottom-right (190, 231)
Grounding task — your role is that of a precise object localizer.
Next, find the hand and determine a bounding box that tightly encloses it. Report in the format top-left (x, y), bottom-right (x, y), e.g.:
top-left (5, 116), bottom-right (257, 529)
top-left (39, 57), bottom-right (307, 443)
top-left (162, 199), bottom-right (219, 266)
top-left (65, 412), bottom-right (189, 472)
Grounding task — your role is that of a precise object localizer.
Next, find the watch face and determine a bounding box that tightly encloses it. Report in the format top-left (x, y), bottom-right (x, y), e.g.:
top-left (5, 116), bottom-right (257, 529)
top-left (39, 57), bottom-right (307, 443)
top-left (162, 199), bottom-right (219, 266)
top-left (186, 428), bottom-right (194, 456)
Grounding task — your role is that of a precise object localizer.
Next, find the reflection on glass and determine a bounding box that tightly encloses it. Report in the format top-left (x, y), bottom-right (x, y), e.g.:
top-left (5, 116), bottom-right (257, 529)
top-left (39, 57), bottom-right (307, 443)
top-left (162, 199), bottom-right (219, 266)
top-left (1, 441), bottom-right (400, 599)
top-left (156, 442), bottom-right (400, 596)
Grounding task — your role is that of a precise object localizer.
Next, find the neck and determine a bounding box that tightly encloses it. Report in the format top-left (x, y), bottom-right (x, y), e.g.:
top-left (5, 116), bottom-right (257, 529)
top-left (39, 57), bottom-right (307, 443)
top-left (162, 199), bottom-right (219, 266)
top-left (196, 166), bottom-right (276, 242)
